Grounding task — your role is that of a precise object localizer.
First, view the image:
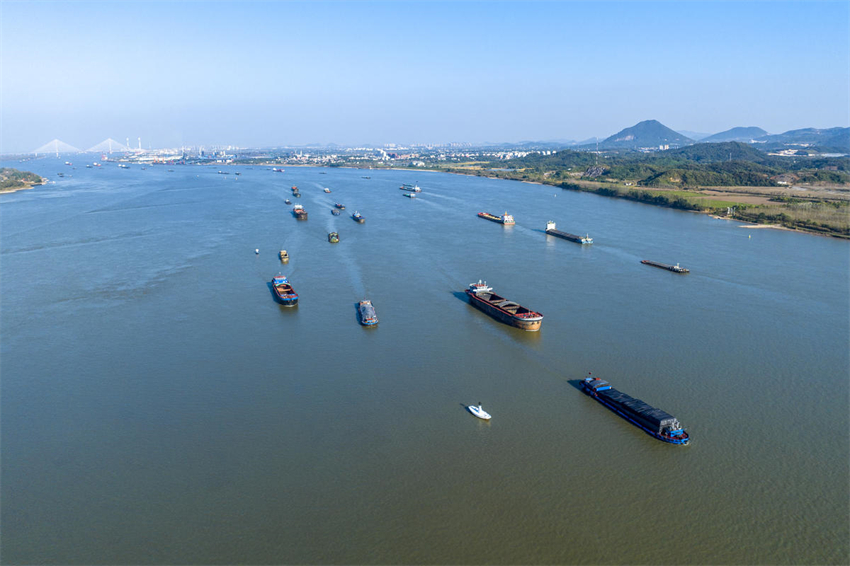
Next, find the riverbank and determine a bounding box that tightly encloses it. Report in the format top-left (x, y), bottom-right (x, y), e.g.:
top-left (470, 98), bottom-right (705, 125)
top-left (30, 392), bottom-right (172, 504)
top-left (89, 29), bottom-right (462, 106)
top-left (0, 168), bottom-right (46, 194)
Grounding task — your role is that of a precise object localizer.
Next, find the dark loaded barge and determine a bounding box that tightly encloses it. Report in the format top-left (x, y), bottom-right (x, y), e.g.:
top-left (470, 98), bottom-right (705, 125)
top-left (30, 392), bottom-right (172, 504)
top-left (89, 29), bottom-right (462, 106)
top-left (545, 221), bottom-right (592, 244)
top-left (477, 211), bottom-right (515, 225)
top-left (581, 376), bottom-right (689, 444)
top-left (641, 260), bottom-right (689, 273)
top-left (464, 280), bottom-right (543, 331)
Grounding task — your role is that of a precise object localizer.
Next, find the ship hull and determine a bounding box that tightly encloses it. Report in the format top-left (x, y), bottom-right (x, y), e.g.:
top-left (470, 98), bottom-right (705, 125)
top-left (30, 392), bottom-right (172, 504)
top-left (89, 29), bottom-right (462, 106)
top-left (582, 384), bottom-right (689, 445)
top-left (641, 260), bottom-right (688, 273)
top-left (546, 229), bottom-right (592, 244)
top-left (465, 290), bottom-right (542, 331)
top-left (478, 212), bottom-right (514, 225)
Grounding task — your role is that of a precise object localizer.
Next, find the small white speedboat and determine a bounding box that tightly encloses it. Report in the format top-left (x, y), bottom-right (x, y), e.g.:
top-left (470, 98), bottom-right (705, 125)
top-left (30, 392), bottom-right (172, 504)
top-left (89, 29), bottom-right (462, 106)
top-left (468, 403), bottom-right (491, 420)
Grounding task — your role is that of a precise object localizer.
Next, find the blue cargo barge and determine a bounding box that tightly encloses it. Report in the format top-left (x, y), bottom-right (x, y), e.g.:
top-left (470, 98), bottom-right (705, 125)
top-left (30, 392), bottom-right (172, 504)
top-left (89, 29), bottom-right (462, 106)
top-left (271, 275), bottom-right (298, 307)
top-left (582, 376), bottom-right (689, 445)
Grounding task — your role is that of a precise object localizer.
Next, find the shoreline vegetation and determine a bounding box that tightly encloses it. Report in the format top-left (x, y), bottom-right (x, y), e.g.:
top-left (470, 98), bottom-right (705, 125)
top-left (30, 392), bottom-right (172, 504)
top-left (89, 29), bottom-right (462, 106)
top-left (0, 168), bottom-right (46, 194)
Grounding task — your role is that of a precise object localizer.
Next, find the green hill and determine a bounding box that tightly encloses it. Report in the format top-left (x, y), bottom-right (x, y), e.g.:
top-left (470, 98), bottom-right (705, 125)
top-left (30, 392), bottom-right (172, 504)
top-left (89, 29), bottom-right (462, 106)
top-left (665, 142), bottom-right (772, 163)
top-left (600, 119), bottom-right (694, 149)
top-left (0, 168), bottom-right (45, 192)
top-left (701, 126), bottom-right (767, 143)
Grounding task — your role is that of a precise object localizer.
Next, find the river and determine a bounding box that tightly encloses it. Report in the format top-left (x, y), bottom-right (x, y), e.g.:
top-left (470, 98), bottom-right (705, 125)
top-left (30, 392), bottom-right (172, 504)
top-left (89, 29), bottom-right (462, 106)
top-left (2, 159), bottom-right (847, 564)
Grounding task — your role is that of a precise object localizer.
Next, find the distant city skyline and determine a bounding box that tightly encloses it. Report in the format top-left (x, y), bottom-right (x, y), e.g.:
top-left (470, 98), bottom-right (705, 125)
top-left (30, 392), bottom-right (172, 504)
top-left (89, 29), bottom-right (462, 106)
top-left (2, 1), bottom-right (848, 154)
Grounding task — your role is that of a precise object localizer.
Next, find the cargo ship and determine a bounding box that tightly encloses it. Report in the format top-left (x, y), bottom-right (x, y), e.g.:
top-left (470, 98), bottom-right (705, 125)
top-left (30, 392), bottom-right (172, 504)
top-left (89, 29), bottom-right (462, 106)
top-left (464, 281), bottom-right (543, 331)
top-left (292, 204), bottom-right (308, 220)
top-left (403, 192), bottom-right (416, 198)
top-left (545, 221), bottom-right (592, 244)
top-left (478, 212), bottom-right (515, 225)
top-left (352, 211), bottom-right (365, 223)
top-left (641, 260), bottom-right (689, 274)
top-left (581, 376), bottom-right (689, 445)
top-left (328, 232), bottom-right (339, 243)
top-left (271, 275), bottom-right (298, 307)
top-left (400, 183), bottom-right (421, 192)
top-left (359, 300), bottom-right (378, 326)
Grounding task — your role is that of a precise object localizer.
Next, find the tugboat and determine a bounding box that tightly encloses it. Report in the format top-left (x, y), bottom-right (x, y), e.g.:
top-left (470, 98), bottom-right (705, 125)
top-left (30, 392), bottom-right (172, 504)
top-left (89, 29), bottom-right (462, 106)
top-left (271, 275), bottom-right (298, 307)
top-left (478, 212), bottom-right (515, 225)
top-left (293, 204), bottom-right (308, 220)
top-left (400, 183), bottom-right (421, 192)
top-left (464, 280), bottom-right (543, 331)
top-left (279, 250), bottom-right (289, 263)
top-left (545, 221), bottom-right (592, 244)
top-left (328, 232), bottom-right (340, 243)
top-left (351, 211), bottom-right (365, 224)
top-left (334, 203), bottom-right (345, 210)
top-left (581, 375), bottom-right (689, 445)
top-left (358, 300), bottom-right (378, 326)
top-left (641, 260), bottom-right (689, 274)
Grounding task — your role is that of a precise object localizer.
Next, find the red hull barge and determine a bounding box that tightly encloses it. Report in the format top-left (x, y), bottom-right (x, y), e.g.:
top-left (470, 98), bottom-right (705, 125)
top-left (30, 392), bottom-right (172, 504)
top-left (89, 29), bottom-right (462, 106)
top-left (464, 281), bottom-right (542, 331)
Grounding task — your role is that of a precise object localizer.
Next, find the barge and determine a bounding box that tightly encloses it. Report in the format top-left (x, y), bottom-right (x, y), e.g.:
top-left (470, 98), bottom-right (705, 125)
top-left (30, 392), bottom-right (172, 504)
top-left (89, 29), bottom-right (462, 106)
top-left (400, 183), bottom-right (421, 192)
top-left (271, 275), bottom-right (298, 307)
top-left (292, 204), bottom-right (308, 220)
top-left (351, 211), bottom-right (365, 223)
top-left (641, 260), bottom-right (689, 273)
top-left (335, 203), bottom-right (345, 209)
top-left (478, 212), bottom-right (515, 225)
top-left (279, 250), bottom-right (289, 263)
top-left (403, 192), bottom-right (416, 198)
top-left (328, 232), bottom-right (339, 243)
top-left (545, 221), bottom-right (592, 244)
top-left (464, 281), bottom-right (543, 331)
top-left (581, 376), bottom-right (689, 444)
top-left (359, 300), bottom-right (378, 326)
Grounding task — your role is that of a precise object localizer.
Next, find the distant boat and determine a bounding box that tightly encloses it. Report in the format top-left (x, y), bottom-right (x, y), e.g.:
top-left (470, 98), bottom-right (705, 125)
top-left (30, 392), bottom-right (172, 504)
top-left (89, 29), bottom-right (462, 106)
top-left (118, 164), bottom-right (129, 169)
top-left (285, 199), bottom-right (292, 205)
top-left (400, 183), bottom-right (421, 192)
top-left (323, 187), bottom-right (331, 193)
top-left (545, 221), bottom-right (592, 244)
top-left (86, 165), bottom-right (92, 168)
top-left (328, 232), bottom-right (340, 243)
top-left (235, 172), bottom-right (241, 176)
top-left (468, 403), bottom-right (491, 420)
top-left (403, 192), bottom-right (416, 198)
top-left (331, 208), bottom-right (341, 216)
top-left (293, 204), bottom-right (308, 220)
top-left (351, 211), bottom-right (365, 223)
top-left (478, 211), bottom-right (515, 225)
top-left (334, 203), bottom-right (345, 210)
top-left (271, 275), bottom-right (298, 307)
top-left (218, 171), bottom-right (229, 175)
top-left (358, 300), bottom-right (378, 326)
top-left (362, 176), bottom-right (371, 179)
top-left (279, 250), bottom-right (289, 263)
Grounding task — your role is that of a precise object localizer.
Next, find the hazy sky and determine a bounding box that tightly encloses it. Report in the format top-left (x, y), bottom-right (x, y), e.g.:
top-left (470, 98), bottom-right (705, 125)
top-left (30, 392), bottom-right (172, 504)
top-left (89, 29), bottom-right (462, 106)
top-left (2, 1), bottom-right (848, 152)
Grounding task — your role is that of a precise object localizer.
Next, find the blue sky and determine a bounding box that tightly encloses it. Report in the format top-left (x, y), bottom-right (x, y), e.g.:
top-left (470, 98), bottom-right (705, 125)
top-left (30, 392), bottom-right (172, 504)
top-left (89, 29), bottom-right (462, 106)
top-left (2, 1), bottom-right (848, 152)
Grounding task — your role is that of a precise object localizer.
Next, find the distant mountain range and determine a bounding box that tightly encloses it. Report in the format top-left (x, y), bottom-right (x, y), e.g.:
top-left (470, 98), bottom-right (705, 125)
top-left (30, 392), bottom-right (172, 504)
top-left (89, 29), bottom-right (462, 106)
top-left (754, 127), bottom-right (849, 150)
top-left (574, 120), bottom-right (848, 152)
top-left (701, 127), bottom-right (768, 143)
